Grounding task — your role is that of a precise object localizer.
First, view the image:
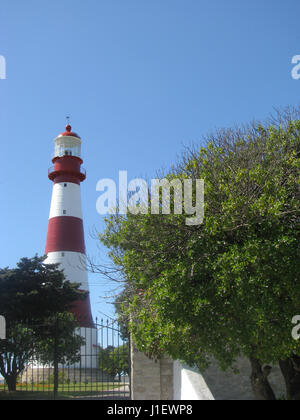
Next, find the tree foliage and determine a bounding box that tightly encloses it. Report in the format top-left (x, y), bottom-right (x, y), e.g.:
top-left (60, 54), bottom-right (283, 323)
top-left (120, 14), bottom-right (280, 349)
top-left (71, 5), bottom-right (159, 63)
top-left (98, 344), bottom-right (129, 380)
top-left (100, 108), bottom-right (300, 399)
top-left (0, 256), bottom-right (87, 391)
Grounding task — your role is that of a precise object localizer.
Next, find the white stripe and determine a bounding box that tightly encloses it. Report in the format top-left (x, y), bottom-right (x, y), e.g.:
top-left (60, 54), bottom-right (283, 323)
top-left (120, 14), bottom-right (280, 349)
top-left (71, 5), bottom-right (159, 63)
top-left (49, 182), bottom-right (83, 219)
top-left (72, 328), bottom-right (98, 369)
top-left (45, 251), bottom-right (89, 291)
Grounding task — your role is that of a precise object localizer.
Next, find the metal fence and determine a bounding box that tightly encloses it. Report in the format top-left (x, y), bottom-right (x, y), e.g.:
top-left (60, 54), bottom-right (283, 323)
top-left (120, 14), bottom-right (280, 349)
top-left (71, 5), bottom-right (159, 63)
top-left (0, 318), bottom-right (130, 400)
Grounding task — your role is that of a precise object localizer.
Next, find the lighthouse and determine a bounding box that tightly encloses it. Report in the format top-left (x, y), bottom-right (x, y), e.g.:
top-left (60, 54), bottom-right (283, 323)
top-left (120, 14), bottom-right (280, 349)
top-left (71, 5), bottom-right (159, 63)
top-left (45, 123), bottom-right (98, 369)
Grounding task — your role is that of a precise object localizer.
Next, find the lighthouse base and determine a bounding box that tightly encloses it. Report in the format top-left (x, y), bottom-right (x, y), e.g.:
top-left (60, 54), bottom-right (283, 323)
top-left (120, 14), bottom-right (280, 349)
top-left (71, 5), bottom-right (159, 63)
top-left (19, 367), bottom-right (114, 385)
top-left (74, 327), bottom-right (99, 369)
top-left (13, 318), bottom-right (130, 398)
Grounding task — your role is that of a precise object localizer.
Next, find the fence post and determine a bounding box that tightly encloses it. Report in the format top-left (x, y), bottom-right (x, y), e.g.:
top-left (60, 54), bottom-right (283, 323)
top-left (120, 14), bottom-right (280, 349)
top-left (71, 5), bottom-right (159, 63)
top-left (53, 317), bottom-right (59, 400)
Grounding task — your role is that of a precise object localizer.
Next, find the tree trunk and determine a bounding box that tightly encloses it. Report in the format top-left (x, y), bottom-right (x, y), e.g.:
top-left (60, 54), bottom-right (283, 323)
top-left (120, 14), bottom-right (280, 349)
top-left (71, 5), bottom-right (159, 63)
top-left (5, 374), bottom-right (17, 392)
top-left (279, 356), bottom-right (300, 400)
top-left (250, 357), bottom-right (276, 400)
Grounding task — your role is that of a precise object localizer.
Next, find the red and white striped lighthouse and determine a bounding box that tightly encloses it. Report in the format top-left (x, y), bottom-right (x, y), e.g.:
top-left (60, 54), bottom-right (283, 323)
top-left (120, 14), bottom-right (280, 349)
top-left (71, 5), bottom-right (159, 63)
top-left (45, 124), bottom-right (98, 368)
top-left (45, 123), bottom-right (94, 327)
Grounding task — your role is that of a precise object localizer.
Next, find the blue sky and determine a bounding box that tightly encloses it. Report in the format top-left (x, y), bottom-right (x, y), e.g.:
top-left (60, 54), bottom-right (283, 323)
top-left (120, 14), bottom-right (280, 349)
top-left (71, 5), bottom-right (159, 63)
top-left (0, 0), bottom-right (299, 320)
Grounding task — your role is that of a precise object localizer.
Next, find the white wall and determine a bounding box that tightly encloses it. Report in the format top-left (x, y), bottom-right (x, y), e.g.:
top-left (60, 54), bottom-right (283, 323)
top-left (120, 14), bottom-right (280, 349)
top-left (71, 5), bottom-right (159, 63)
top-left (173, 361), bottom-right (214, 400)
top-left (49, 182), bottom-right (83, 219)
top-left (173, 359), bottom-right (286, 400)
top-left (45, 251), bottom-right (89, 291)
top-left (71, 327), bottom-right (99, 369)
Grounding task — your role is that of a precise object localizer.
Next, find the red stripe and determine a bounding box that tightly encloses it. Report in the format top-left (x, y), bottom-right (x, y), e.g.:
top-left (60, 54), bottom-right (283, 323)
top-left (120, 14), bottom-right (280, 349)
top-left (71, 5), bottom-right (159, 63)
top-left (49, 156), bottom-right (86, 184)
top-left (53, 174), bottom-right (81, 185)
top-left (45, 216), bottom-right (85, 254)
top-left (70, 292), bottom-right (95, 328)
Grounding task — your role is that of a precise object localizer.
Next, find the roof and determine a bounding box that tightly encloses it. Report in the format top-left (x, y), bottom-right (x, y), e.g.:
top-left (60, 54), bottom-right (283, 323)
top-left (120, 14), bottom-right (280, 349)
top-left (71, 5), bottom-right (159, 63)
top-left (57, 124), bottom-right (81, 139)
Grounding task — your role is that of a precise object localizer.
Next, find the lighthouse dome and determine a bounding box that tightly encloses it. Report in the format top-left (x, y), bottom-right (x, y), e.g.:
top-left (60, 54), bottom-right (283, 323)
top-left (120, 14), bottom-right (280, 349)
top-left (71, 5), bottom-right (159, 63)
top-left (58, 124), bottom-right (81, 140)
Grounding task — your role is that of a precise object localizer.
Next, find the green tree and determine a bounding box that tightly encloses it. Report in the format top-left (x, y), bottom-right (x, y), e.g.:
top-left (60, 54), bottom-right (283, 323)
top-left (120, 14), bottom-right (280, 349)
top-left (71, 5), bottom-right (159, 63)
top-left (100, 109), bottom-right (300, 400)
top-left (36, 312), bottom-right (85, 365)
top-left (114, 288), bottom-right (132, 341)
top-left (99, 344), bottom-right (129, 381)
top-left (0, 255), bottom-right (87, 391)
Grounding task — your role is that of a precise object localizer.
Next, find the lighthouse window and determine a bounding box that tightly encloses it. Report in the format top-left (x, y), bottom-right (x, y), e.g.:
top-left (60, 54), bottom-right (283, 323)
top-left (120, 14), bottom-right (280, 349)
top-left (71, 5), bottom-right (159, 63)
top-left (54, 138), bottom-right (81, 158)
top-left (61, 253), bottom-right (65, 257)
top-left (64, 183), bottom-right (67, 187)
top-left (63, 210), bottom-right (67, 215)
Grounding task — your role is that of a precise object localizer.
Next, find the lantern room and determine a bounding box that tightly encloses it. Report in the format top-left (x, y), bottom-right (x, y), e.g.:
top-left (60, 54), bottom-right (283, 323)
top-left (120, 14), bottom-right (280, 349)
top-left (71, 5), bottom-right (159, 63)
top-left (48, 124), bottom-right (86, 184)
top-left (54, 124), bottom-right (82, 158)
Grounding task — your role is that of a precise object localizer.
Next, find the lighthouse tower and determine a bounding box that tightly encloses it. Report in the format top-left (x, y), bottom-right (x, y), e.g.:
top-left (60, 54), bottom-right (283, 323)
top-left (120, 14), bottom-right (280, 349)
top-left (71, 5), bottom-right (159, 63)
top-left (45, 124), bottom-right (97, 369)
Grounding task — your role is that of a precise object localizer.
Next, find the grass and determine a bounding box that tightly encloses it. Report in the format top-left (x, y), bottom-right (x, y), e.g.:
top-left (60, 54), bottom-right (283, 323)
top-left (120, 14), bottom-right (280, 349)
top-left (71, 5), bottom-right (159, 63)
top-left (0, 382), bottom-right (128, 400)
